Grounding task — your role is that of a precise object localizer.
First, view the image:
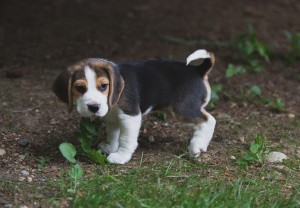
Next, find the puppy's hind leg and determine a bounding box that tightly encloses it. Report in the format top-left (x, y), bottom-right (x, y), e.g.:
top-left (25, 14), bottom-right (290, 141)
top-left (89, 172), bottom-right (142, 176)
top-left (188, 109), bottom-right (216, 158)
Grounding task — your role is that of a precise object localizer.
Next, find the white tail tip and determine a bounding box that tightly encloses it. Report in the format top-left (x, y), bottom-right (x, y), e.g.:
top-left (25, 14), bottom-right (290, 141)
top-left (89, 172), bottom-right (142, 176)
top-left (186, 49), bottom-right (210, 65)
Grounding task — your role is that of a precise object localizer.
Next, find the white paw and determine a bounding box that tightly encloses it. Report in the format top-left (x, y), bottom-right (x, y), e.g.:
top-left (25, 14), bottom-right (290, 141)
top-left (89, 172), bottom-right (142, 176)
top-left (99, 142), bottom-right (118, 154)
top-left (107, 152), bottom-right (132, 164)
top-left (188, 140), bottom-right (208, 158)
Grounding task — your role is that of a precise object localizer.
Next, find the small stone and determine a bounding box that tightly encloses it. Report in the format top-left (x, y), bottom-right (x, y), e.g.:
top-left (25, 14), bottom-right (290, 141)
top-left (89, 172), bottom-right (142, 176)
top-left (229, 102), bottom-right (237, 108)
top-left (20, 170), bottom-right (30, 176)
top-left (148, 135), bottom-right (155, 143)
top-left (2, 102), bottom-right (8, 106)
top-left (20, 206), bottom-right (28, 208)
top-left (230, 156), bottom-right (236, 160)
top-left (18, 155), bottom-right (25, 161)
top-left (239, 136), bottom-right (245, 143)
top-left (39, 176), bottom-right (46, 182)
top-left (274, 165), bottom-right (290, 173)
top-left (27, 176), bottom-right (33, 182)
top-left (50, 118), bottom-right (57, 125)
top-left (288, 113), bottom-right (295, 119)
top-left (265, 151), bottom-right (288, 163)
top-left (18, 138), bottom-right (29, 147)
top-left (3, 204), bottom-right (12, 208)
top-left (0, 148), bottom-right (6, 156)
top-left (19, 177), bottom-right (26, 181)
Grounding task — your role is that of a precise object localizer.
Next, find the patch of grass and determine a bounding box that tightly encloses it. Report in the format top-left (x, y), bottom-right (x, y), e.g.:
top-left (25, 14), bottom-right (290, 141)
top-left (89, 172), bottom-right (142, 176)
top-left (224, 84), bottom-right (286, 112)
top-left (50, 156), bottom-right (300, 208)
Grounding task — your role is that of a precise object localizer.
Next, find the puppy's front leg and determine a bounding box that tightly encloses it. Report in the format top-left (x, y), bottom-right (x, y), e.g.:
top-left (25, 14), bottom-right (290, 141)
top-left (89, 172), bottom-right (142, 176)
top-left (107, 110), bottom-right (142, 164)
top-left (99, 120), bottom-right (120, 154)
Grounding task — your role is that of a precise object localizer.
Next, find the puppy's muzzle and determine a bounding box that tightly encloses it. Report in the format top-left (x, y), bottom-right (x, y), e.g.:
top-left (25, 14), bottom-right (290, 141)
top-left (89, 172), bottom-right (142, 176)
top-left (87, 104), bottom-right (101, 113)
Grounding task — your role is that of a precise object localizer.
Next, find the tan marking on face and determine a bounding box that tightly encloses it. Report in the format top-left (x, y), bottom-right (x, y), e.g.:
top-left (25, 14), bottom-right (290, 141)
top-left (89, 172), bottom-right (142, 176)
top-left (72, 79), bottom-right (87, 99)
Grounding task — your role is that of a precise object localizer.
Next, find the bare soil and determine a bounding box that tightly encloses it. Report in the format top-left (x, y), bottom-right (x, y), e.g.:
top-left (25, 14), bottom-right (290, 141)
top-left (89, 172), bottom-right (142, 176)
top-left (0, 0), bottom-right (299, 206)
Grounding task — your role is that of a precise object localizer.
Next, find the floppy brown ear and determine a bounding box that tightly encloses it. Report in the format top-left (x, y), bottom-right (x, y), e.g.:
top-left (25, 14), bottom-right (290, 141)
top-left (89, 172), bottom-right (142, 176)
top-left (52, 68), bottom-right (74, 113)
top-left (105, 63), bottom-right (125, 109)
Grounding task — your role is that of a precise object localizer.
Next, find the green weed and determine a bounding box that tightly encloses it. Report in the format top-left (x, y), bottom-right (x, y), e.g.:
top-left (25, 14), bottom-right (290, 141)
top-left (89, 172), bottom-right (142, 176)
top-left (284, 31), bottom-right (300, 65)
top-left (226, 25), bottom-right (272, 77)
top-left (237, 134), bottom-right (269, 167)
top-left (225, 84), bottom-right (286, 112)
top-left (59, 142), bottom-right (84, 193)
top-left (36, 156), bottom-right (52, 169)
top-left (156, 112), bottom-right (168, 121)
top-left (58, 118), bottom-right (107, 192)
top-left (209, 84), bottom-right (222, 108)
top-left (71, 118), bottom-right (106, 165)
top-left (235, 25), bottom-right (271, 63)
top-left (226, 64), bottom-right (247, 78)
top-left (262, 97), bottom-right (286, 112)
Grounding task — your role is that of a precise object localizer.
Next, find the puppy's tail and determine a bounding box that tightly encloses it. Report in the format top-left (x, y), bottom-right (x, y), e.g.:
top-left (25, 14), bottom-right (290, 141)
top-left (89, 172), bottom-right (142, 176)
top-left (186, 49), bottom-right (215, 77)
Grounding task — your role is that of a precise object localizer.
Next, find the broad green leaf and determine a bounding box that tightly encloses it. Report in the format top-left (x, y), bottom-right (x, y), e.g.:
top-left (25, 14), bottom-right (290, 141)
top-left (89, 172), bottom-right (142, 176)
top-left (245, 40), bottom-right (255, 55)
top-left (248, 59), bottom-right (264, 72)
top-left (256, 42), bottom-right (270, 62)
top-left (59, 143), bottom-right (76, 164)
top-left (250, 143), bottom-right (260, 154)
top-left (272, 98), bottom-right (285, 111)
top-left (250, 85), bottom-right (262, 96)
top-left (211, 84), bottom-right (222, 92)
top-left (236, 159), bottom-right (248, 167)
top-left (86, 150), bottom-right (107, 165)
top-left (226, 64), bottom-right (246, 77)
top-left (243, 154), bottom-right (256, 162)
top-left (210, 84), bottom-right (222, 106)
top-left (80, 118), bottom-right (99, 136)
top-left (70, 163), bottom-right (84, 179)
top-left (156, 112), bottom-right (167, 121)
top-left (78, 135), bottom-right (92, 152)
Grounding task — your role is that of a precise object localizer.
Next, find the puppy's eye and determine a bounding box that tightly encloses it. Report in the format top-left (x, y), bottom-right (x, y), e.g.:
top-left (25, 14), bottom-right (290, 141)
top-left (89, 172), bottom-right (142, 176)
top-left (75, 85), bottom-right (87, 94)
top-left (98, 84), bottom-right (108, 92)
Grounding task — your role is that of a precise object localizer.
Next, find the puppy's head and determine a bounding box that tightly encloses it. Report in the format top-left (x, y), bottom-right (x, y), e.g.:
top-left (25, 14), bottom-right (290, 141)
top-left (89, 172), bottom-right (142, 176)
top-left (53, 59), bottom-right (124, 117)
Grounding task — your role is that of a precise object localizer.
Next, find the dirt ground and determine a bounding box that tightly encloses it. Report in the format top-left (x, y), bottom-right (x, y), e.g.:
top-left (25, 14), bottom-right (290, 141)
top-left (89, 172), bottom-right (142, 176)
top-left (0, 0), bottom-right (299, 206)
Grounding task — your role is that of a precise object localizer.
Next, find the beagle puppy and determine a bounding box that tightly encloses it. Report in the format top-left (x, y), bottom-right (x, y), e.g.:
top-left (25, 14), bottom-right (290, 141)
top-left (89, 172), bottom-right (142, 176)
top-left (53, 49), bottom-right (216, 164)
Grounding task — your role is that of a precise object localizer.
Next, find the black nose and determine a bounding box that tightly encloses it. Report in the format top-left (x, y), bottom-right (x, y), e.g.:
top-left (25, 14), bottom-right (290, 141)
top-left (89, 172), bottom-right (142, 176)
top-left (87, 104), bottom-right (100, 113)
